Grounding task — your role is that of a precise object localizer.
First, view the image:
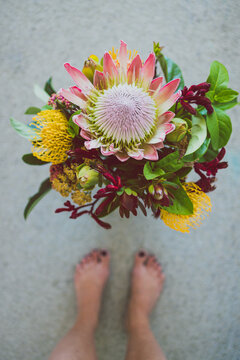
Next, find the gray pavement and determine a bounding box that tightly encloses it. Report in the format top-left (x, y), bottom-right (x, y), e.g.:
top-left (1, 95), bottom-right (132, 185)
top-left (0, 0), bottom-right (240, 359)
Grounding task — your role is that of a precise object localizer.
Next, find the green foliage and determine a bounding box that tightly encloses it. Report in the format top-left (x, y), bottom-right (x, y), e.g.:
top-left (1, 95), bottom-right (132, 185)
top-left (24, 178), bottom-right (51, 219)
top-left (184, 114), bottom-right (207, 156)
top-left (10, 117), bottom-right (38, 140)
top-left (162, 178), bottom-right (193, 215)
top-left (41, 104), bottom-right (53, 110)
top-left (207, 61), bottom-right (229, 91)
top-left (34, 84), bottom-right (50, 103)
top-left (214, 88), bottom-right (238, 103)
top-left (183, 138), bottom-right (211, 162)
top-left (153, 42), bottom-right (184, 90)
top-left (22, 153), bottom-right (49, 165)
top-left (44, 77), bottom-right (56, 96)
top-left (198, 144), bottom-right (218, 162)
top-left (204, 61), bottom-right (237, 150)
top-left (143, 151), bottom-right (183, 180)
top-left (24, 106), bottom-right (41, 115)
top-left (68, 110), bottom-right (81, 137)
top-left (206, 106), bottom-right (232, 150)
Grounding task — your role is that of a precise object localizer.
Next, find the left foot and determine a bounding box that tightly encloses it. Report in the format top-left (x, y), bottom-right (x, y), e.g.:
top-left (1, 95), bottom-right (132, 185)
top-left (74, 249), bottom-right (110, 331)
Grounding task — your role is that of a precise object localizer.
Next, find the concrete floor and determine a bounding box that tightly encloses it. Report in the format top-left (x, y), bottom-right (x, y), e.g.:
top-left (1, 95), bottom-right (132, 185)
top-left (0, 0), bottom-right (240, 359)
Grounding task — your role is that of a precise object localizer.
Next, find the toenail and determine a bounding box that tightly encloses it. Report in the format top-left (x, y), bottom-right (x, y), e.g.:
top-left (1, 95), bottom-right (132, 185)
top-left (101, 250), bottom-right (107, 256)
top-left (138, 251), bottom-right (145, 257)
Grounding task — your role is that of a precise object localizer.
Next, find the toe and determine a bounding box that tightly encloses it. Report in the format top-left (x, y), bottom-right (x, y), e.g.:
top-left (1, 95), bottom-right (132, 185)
top-left (135, 249), bottom-right (148, 265)
top-left (99, 249), bottom-right (110, 264)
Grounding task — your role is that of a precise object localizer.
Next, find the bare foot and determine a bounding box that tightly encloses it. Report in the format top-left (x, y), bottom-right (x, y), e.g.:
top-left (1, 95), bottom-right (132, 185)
top-left (126, 250), bottom-right (165, 331)
top-left (74, 248), bottom-right (110, 331)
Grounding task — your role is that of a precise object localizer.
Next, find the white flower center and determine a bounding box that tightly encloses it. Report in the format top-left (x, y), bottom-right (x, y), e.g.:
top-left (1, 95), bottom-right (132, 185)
top-left (92, 84), bottom-right (157, 145)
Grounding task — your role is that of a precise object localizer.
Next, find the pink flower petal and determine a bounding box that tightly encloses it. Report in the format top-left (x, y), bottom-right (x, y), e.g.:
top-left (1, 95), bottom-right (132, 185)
top-left (115, 151), bottom-right (130, 162)
top-left (127, 54), bottom-right (142, 84)
top-left (103, 52), bottom-right (118, 79)
top-left (80, 129), bottom-right (91, 140)
top-left (155, 78), bottom-right (180, 106)
top-left (58, 88), bottom-right (86, 109)
top-left (72, 114), bottom-right (89, 130)
top-left (153, 142), bottom-right (164, 150)
top-left (147, 127), bottom-right (167, 144)
top-left (84, 139), bottom-right (101, 150)
top-left (164, 123), bottom-right (175, 135)
top-left (93, 70), bottom-right (106, 89)
top-left (157, 111), bottom-right (175, 126)
top-left (149, 76), bottom-right (163, 92)
top-left (101, 146), bottom-right (116, 156)
top-left (118, 40), bottom-right (128, 74)
top-left (127, 148), bottom-right (144, 160)
top-left (141, 53), bottom-right (155, 87)
top-left (157, 90), bottom-right (182, 116)
top-left (142, 144), bottom-right (159, 160)
top-left (69, 86), bottom-right (87, 100)
top-left (64, 63), bottom-right (94, 94)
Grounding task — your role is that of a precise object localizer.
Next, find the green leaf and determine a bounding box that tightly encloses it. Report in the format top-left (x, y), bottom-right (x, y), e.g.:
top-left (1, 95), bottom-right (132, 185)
top-left (198, 145), bottom-right (218, 162)
top-left (185, 114), bottom-right (207, 156)
top-left (206, 106), bottom-right (232, 150)
top-left (22, 153), bottom-right (49, 165)
top-left (10, 117), bottom-right (38, 140)
top-left (162, 178), bottom-right (193, 215)
top-left (24, 106), bottom-right (41, 115)
top-left (24, 178), bottom-right (51, 219)
top-left (153, 47), bottom-right (184, 90)
top-left (68, 110), bottom-right (81, 137)
top-left (183, 138), bottom-right (210, 162)
top-left (214, 88), bottom-right (238, 103)
top-left (41, 104), bottom-right (53, 110)
top-left (207, 61), bottom-right (229, 92)
top-left (165, 57), bottom-right (185, 90)
top-left (34, 84), bottom-right (50, 103)
top-left (214, 98), bottom-right (238, 111)
top-left (143, 151), bottom-right (183, 180)
top-left (175, 167), bottom-right (192, 179)
top-left (44, 77), bottom-right (56, 96)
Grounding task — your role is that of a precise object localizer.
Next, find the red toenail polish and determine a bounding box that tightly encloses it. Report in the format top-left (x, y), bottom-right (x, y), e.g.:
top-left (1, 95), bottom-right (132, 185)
top-left (139, 251), bottom-right (145, 257)
top-left (101, 250), bottom-right (107, 256)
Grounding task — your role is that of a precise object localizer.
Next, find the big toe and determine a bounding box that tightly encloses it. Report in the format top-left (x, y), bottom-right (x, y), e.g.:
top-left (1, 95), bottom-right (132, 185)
top-left (135, 250), bottom-right (148, 266)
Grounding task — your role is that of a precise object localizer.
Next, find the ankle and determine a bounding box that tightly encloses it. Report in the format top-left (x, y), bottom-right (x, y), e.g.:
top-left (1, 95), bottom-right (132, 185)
top-left (74, 314), bottom-right (98, 334)
top-left (126, 308), bottom-right (150, 333)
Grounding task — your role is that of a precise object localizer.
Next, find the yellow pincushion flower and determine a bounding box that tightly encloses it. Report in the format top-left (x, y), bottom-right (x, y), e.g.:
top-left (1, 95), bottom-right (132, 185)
top-left (160, 183), bottom-right (212, 233)
top-left (31, 110), bottom-right (72, 164)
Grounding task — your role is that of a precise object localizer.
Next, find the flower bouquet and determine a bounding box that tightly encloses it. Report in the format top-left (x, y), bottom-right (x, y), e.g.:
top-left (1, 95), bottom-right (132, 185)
top-left (10, 41), bottom-right (238, 232)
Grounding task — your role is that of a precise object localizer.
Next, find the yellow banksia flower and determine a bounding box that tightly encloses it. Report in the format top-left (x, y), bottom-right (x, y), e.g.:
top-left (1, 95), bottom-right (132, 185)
top-left (71, 189), bottom-right (92, 206)
top-left (50, 162), bottom-right (78, 197)
top-left (160, 183), bottom-right (212, 233)
top-left (31, 110), bottom-right (72, 164)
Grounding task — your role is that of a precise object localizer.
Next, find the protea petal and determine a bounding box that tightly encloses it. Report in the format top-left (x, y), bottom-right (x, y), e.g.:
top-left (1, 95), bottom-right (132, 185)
top-left (101, 146), bottom-right (116, 156)
top-left (72, 114), bottom-right (89, 130)
top-left (93, 70), bottom-right (106, 89)
top-left (149, 76), bottom-right (163, 94)
top-left (157, 90), bottom-right (182, 116)
top-left (64, 63), bottom-right (94, 94)
top-left (127, 54), bottom-right (142, 84)
top-left (115, 151), bottom-right (130, 162)
top-left (142, 144), bottom-right (158, 160)
top-left (103, 52), bottom-right (118, 79)
top-left (84, 139), bottom-right (102, 150)
top-left (155, 78), bottom-right (180, 106)
top-left (69, 86), bottom-right (87, 100)
top-left (80, 129), bottom-right (91, 140)
top-left (157, 111), bottom-right (175, 126)
top-left (118, 40), bottom-right (128, 74)
top-left (141, 53), bottom-right (155, 87)
top-left (58, 88), bottom-right (86, 109)
top-left (127, 148), bottom-right (144, 160)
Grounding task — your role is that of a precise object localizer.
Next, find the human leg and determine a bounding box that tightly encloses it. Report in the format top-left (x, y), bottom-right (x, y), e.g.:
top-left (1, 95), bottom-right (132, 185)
top-left (49, 249), bottom-right (110, 360)
top-left (125, 251), bottom-right (167, 360)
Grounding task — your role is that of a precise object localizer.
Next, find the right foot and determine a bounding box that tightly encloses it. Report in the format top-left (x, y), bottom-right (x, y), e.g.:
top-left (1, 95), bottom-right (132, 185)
top-left (126, 250), bottom-right (165, 331)
top-left (74, 248), bottom-right (110, 331)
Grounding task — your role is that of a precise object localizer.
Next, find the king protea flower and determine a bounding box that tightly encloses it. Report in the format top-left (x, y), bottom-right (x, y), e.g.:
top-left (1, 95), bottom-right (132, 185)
top-left (59, 41), bottom-right (181, 161)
